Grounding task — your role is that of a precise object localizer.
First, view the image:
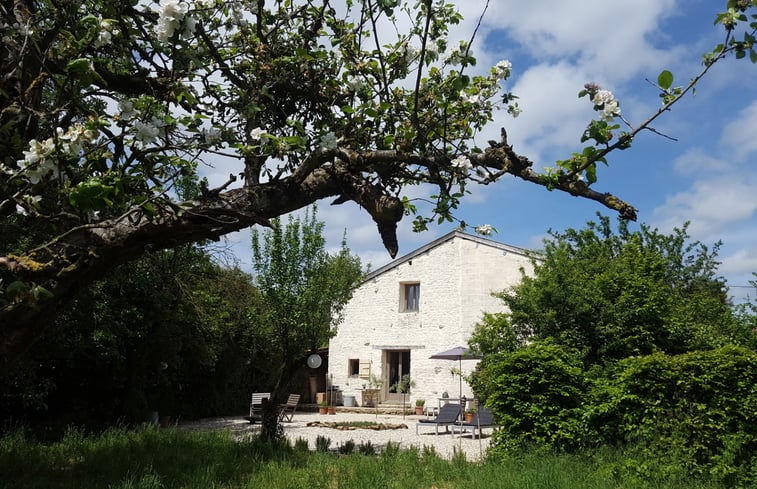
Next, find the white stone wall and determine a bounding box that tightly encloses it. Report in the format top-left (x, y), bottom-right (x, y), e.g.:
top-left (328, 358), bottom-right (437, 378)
top-left (328, 232), bottom-right (534, 408)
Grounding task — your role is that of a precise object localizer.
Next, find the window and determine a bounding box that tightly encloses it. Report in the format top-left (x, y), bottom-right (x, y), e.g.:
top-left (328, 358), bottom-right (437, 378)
top-left (348, 359), bottom-right (360, 377)
top-left (401, 282), bottom-right (420, 312)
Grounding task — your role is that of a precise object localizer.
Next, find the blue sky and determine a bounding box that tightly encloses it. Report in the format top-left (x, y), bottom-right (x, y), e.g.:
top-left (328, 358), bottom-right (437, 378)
top-left (206, 1), bottom-right (757, 303)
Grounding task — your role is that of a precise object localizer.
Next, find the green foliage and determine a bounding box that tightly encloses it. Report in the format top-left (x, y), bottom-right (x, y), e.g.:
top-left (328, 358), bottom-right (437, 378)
top-left (4, 427), bottom-right (731, 488)
top-left (250, 205), bottom-right (363, 440)
top-left (0, 247), bottom-right (267, 431)
top-left (495, 216), bottom-right (740, 366)
top-left (479, 339), bottom-right (587, 454)
top-left (315, 435), bottom-right (331, 453)
top-left (585, 346), bottom-right (757, 486)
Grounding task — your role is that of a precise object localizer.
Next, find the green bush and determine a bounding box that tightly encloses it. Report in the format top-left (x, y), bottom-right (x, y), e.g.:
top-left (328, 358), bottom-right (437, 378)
top-left (586, 345), bottom-right (757, 486)
top-left (482, 339), bottom-right (587, 455)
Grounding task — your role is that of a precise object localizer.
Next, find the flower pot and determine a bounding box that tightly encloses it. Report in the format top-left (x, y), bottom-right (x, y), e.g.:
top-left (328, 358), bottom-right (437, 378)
top-left (327, 406), bottom-right (336, 415)
top-left (465, 413), bottom-right (474, 423)
top-left (319, 406), bottom-right (328, 414)
top-left (415, 407), bottom-right (424, 415)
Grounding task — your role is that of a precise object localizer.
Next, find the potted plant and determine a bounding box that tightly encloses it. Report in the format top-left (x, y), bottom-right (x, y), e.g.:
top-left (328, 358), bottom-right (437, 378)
top-left (464, 406), bottom-right (476, 423)
top-left (391, 374), bottom-right (416, 419)
top-left (361, 374), bottom-right (384, 407)
top-left (318, 401), bottom-right (329, 415)
top-left (327, 404), bottom-right (336, 415)
top-left (414, 399), bottom-right (425, 415)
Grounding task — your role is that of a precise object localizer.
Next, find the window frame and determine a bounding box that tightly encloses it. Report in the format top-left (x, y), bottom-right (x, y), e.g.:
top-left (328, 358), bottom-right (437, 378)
top-left (401, 282), bottom-right (420, 312)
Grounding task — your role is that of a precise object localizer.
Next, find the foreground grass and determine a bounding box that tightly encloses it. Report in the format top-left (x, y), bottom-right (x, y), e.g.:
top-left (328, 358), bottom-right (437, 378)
top-left (0, 426), bottom-right (727, 489)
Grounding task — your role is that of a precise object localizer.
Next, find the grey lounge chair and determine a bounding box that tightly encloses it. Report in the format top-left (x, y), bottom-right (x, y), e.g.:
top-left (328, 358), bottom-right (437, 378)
top-left (450, 407), bottom-right (495, 439)
top-left (416, 403), bottom-right (461, 435)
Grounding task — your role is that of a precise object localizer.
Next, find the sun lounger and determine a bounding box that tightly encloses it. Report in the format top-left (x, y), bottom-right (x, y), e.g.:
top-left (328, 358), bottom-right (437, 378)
top-left (450, 407), bottom-right (496, 439)
top-left (416, 403), bottom-right (461, 435)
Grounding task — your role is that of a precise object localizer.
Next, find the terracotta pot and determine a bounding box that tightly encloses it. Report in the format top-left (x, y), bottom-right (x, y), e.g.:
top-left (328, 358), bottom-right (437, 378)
top-left (327, 406), bottom-right (336, 415)
top-left (465, 413), bottom-right (474, 423)
top-left (415, 407), bottom-right (424, 415)
top-left (319, 407), bottom-right (328, 414)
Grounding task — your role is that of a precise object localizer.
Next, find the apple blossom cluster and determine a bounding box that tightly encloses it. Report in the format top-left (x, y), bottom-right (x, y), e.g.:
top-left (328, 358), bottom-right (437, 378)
top-left (133, 120), bottom-right (161, 145)
top-left (451, 155), bottom-right (472, 171)
top-left (154, 0), bottom-right (196, 43)
top-left (94, 19), bottom-right (119, 48)
top-left (14, 124), bottom-right (98, 185)
top-left (249, 127), bottom-right (267, 142)
top-left (493, 60), bottom-right (512, 80)
top-left (460, 91), bottom-right (480, 105)
top-left (590, 87), bottom-right (621, 121)
top-left (475, 224), bottom-right (493, 236)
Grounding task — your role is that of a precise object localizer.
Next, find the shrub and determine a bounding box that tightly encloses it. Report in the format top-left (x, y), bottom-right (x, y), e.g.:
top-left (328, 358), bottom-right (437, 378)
top-left (586, 345), bottom-right (757, 486)
top-left (482, 339), bottom-right (587, 455)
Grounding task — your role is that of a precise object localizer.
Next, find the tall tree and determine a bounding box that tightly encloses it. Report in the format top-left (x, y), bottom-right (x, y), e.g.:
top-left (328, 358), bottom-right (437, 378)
top-left (2, 0), bottom-right (755, 367)
top-left (251, 206), bottom-right (362, 440)
top-left (471, 216), bottom-right (744, 367)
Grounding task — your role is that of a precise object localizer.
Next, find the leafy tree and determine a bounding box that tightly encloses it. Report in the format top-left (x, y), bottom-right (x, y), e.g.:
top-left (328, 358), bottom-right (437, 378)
top-left (474, 216), bottom-right (742, 367)
top-left (0, 247), bottom-right (266, 432)
top-left (251, 206), bottom-right (362, 440)
top-left (2, 0), bottom-right (756, 367)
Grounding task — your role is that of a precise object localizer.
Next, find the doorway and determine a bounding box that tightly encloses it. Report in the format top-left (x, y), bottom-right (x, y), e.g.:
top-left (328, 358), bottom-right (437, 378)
top-left (384, 349), bottom-right (411, 403)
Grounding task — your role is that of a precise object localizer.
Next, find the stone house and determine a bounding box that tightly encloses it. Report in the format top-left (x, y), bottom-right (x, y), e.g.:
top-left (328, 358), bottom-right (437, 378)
top-left (327, 230), bottom-right (535, 409)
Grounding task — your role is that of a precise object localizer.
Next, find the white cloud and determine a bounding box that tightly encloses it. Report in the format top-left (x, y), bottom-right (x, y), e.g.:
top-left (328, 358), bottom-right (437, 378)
top-left (654, 174), bottom-right (757, 236)
top-left (477, 0), bottom-right (678, 80)
top-left (672, 147), bottom-right (735, 175)
top-left (721, 99), bottom-right (757, 162)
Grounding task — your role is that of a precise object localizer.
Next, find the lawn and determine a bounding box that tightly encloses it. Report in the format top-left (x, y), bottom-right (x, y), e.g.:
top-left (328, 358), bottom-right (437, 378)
top-left (0, 426), bottom-right (727, 489)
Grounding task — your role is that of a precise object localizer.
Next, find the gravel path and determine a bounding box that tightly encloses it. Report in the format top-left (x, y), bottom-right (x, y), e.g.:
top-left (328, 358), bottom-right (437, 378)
top-left (178, 411), bottom-right (492, 461)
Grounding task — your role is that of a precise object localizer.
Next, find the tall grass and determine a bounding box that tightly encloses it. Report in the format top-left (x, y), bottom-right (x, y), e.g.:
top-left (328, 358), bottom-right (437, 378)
top-left (0, 427), bottom-right (728, 489)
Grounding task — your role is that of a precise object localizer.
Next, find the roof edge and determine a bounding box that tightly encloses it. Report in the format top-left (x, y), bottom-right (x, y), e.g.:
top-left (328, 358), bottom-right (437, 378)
top-left (363, 230), bottom-right (534, 282)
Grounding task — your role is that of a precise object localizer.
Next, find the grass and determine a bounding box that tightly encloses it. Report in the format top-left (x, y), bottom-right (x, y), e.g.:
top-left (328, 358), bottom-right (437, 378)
top-left (0, 426), bottom-right (730, 489)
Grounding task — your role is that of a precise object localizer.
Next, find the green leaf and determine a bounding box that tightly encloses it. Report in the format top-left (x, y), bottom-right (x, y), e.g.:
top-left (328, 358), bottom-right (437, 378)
top-left (751, 49), bottom-right (757, 63)
top-left (657, 70), bottom-right (674, 90)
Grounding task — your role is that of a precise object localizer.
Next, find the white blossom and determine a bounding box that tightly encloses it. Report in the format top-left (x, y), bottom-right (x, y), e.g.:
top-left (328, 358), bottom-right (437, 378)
top-left (17, 138), bottom-right (58, 184)
top-left (249, 127), bottom-right (267, 141)
top-left (346, 76), bottom-right (365, 92)
top-left (154, 0), bottom-right (191, 43)
top-left (494, 59), bottom-right (512, 80)
top-left (318, 132), bottom-right (338, 150)
top-left (451, 155), bottom-right (472, 171)
top-left (118, 99), bottom-right (136, 120)
top-left (94, 20), bottom-right (118, 48)
top-left (460, 91), bottom-right (480, 105)
top-left (475, 224), bottom-right (493, 236)
top-left (591, 89), bottom-right (621, 121)
top-left (134, 120), bottom-right (160, 145)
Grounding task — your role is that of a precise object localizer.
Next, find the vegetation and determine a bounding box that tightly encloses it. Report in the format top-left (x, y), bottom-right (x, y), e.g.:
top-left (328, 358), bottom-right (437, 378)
top-left (0, 245), bottom-right (269, 434)
top-left (0, 427), bottom-right (735, 489)
top-left (470, 217), bottom-right (757, 486)
top-left (251, 206), bottom-right (362, 440)
top-left (3, 0), bottom-right (756, 366)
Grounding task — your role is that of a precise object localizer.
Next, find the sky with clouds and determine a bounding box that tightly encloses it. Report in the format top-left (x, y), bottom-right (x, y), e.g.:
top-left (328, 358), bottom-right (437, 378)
top-left (206, 0), bottom-right (757, 303)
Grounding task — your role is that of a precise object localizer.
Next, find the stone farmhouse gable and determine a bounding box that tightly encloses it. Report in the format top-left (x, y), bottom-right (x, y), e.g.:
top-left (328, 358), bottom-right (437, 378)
top-left (327, 230), bottom-right (535, 408)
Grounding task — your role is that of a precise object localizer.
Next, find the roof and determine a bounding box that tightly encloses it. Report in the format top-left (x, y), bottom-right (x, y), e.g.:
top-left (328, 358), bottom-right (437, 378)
top-left (363, 230), bottom-right (534, 282)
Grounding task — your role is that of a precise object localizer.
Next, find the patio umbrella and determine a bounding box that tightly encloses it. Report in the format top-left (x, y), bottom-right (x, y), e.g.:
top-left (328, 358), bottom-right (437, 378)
top-left (429, 346), bottom-right (481, 404)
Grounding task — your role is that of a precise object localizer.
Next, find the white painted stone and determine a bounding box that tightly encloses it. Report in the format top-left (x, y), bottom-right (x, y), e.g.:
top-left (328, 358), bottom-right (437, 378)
top-left (328, 231), bottom-right (535, 407)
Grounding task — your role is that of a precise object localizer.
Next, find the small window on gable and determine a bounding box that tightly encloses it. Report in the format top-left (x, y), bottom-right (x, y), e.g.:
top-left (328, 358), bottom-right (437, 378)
top-left (401, 282), bottom-right (420, 312)
top-left (348, 359), bottom-right (360, 377)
